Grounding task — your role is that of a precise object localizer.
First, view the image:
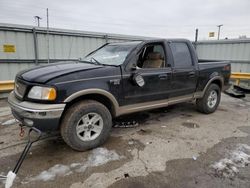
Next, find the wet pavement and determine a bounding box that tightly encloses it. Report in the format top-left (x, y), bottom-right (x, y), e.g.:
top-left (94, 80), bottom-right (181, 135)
top-left (0, 93), bottom-right (250, 188)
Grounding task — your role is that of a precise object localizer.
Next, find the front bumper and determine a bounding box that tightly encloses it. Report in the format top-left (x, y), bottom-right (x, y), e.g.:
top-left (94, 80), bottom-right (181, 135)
top-left (8, 91), bottom-right (66, 131)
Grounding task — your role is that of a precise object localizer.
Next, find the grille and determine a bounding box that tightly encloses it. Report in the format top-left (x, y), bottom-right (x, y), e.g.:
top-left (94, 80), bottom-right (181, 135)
top-left (14, 79), bottom-right (27, 99)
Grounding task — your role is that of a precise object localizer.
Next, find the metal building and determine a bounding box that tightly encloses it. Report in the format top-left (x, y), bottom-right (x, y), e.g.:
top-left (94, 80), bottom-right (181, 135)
top-left (196, 39), bottom-right (250, 73)
top-left (1, 23), bottom-right (250, 82)
top-left (0, 23), bottom-right (148, 81)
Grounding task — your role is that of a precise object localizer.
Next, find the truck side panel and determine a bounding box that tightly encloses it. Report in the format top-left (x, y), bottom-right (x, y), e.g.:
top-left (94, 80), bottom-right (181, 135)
top-left (197, 62), bottom-right (231, 93)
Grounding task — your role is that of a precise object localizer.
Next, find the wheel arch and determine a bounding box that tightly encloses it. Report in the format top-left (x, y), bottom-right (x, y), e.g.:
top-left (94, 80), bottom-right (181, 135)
top-left (210, 79), bottom-right (222, 89)
top-left (63, 89), bottom-right (119, 117)
top-left (196, 76), bottom-right (224, 98)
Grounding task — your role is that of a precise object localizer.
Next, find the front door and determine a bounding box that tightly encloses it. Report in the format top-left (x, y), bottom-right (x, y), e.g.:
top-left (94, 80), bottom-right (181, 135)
top-left (121, 42), bottom-right (172, 105)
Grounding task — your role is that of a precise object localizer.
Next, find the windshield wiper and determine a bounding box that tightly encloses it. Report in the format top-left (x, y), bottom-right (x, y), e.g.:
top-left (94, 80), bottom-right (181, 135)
top-left (78, 57), bottom-right (118, 67)
top-left (78, 58), bottom-right (100, 65)
top-left (89, 57), bottom-right (118, 67)
top-left (90, 57), bottom-right (102, 65)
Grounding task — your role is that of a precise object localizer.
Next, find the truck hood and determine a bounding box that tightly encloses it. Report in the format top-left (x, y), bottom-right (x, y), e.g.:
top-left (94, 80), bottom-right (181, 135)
top-left (17, 61), bottom-right (102, 83)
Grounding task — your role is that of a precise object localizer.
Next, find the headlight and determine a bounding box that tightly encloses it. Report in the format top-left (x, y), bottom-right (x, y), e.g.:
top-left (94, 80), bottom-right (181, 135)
top-left (28, 86), bottom-right (57, 100)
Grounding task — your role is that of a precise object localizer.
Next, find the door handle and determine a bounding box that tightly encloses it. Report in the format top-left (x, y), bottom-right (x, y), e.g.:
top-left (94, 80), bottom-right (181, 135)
top-left (188, 71), bottom-right (195, 77)
top-left (158, 74), bottom-right (168, 80)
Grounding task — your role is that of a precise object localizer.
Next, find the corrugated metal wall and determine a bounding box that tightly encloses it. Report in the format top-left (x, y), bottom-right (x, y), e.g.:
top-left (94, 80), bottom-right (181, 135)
top-left (0, 23), bottom-right (147, 80)
top-left (196, 40), bottom-right (250, 72)
top-left (0, 63), bottom-right (36, 82)
top-left (1, 23), bottom-right (250, 81)
top-left (0, 31), bottom-right (35, 60)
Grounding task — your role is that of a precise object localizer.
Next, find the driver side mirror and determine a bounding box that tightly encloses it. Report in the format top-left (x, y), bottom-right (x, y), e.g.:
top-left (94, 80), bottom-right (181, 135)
top-left (132, 73), bottom-right (145, 87)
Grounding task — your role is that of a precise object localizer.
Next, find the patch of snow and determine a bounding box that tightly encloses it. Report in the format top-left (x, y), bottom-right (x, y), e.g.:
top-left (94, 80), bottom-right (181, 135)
top-left (29, 147), bottom-right (123, 182)
top-left (0, 107), bottom-right (11, 117)
top-left (0, 172), bottom-right (7, 183)
top-left (88, 147), bottom-right (121, 166)
top-left (238, 144), bottom-right (250, 150)
top-left (30, 164), bottom-right (71, 181)
top-left (211, 144), bottom-right (250, 178)
top-left (128, 141), bottom-right (134, 145)
top-left (76, 165), bottom-right (87, 173)
top-left (238, 104), bottom-right (245, 107)
top-left (76, 147), bottom-right (122, 172)
top-left (70, 163), bottom-right (81, 168)
top-left (2, 119), bottom-right (16, 126)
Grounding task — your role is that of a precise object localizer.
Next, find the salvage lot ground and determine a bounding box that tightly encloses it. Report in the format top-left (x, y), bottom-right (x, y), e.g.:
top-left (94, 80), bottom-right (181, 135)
top-left (0, 94), bottom-right (250, 188)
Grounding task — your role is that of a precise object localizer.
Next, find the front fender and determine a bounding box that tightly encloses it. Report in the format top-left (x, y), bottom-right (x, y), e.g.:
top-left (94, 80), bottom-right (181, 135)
top-left (64, 88), bottom-right (120, 116)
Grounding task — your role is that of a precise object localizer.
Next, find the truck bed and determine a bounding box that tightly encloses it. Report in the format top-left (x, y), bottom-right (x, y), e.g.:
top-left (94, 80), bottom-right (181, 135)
top-left (197, 59), bottom-right (231, 92)
top-left (198, 59), bottom-right (230, 72)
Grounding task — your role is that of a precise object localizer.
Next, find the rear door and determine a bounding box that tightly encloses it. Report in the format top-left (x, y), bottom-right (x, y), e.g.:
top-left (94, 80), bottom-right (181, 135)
top-left (168, 42), bottom-right (198, 98)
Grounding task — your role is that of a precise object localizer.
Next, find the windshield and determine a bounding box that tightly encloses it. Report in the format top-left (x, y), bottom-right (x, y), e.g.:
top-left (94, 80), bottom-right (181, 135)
top-left (83, 42), bottom-right (140, 66)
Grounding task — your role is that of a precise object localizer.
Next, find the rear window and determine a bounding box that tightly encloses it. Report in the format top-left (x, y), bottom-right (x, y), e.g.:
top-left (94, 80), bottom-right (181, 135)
top-left (170, 42), bottom-right (193, 68)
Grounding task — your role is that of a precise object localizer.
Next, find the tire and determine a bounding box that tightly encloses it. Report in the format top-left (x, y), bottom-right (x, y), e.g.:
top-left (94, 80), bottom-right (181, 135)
top-left (60, 100), bottom-right (112, 151)
top-left (196, 84), bottom-right (221, 114)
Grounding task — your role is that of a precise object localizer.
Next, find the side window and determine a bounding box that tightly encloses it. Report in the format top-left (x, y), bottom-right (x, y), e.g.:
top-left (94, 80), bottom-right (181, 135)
top-left (170, 42), bottom-right (193, 68)
top-left (137, 43), bottom-right (167, 69)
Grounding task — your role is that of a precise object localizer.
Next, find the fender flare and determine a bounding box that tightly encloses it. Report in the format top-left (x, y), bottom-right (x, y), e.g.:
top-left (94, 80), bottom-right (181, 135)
top-left (195, 76), bottom-right (224, 98)
top-left (64, 88), bottom-right (119, 115)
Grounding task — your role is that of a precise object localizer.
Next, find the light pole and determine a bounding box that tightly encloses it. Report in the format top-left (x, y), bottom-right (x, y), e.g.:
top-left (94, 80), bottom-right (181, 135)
top-left (34, 16), bottom-right (42, 27)
top-left (217, 24), bottom-right (223, 40)
top-left (46, 8), bottom-right (50, 64)
top-left (194, 28), bottom-right (199, 49)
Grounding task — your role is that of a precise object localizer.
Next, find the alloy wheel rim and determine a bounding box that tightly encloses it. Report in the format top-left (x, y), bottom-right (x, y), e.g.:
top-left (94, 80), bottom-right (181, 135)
top-left (76, 112), bottom-right (103, 141)
top-left (207, 90), bottom-right (218, 108)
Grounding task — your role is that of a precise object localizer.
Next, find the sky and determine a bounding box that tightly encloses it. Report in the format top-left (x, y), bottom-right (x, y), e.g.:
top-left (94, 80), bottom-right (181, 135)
top-left (0, 0), bottom-right (250, 40)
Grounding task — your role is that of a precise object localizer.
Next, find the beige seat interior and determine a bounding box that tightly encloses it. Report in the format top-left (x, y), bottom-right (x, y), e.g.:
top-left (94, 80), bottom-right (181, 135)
top-left (142, 52), bottom-right (163, 68)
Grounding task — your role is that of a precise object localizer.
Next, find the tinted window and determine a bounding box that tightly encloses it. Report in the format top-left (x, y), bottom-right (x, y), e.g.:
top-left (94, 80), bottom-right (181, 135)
top-left (170, 42), bottom-right (193, 68)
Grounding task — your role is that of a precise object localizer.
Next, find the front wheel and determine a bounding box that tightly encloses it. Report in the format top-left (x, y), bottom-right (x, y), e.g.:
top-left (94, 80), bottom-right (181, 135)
top-left (196, 84), bottom-right (221, 114)
top-left (60, 100), bottom-right (112, 151)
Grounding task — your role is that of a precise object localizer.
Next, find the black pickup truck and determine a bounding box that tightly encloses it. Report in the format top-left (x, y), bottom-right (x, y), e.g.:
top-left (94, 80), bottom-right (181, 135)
top-left (8, 39), bottom-right (231, 151)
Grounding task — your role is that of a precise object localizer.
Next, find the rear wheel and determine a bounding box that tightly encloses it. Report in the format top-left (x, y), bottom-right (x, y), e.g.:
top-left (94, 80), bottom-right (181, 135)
top-left (196, 84), bottom-right (221, 114)
top-left (60, 100), bottom-right (112, 151)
